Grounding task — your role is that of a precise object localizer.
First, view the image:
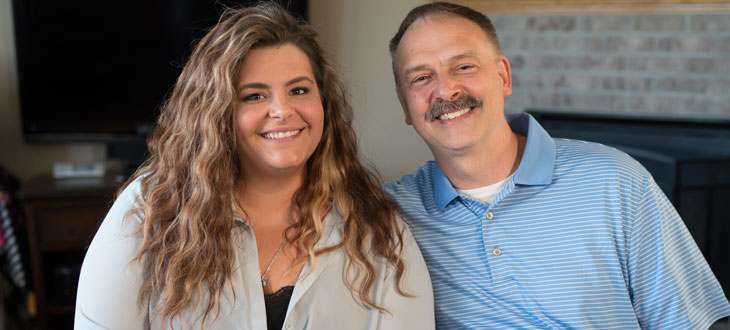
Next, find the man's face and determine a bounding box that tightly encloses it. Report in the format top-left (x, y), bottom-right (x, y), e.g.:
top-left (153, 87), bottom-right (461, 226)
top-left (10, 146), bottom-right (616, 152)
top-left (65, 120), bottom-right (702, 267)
top-left (394, 14), bottom-right (512, 158)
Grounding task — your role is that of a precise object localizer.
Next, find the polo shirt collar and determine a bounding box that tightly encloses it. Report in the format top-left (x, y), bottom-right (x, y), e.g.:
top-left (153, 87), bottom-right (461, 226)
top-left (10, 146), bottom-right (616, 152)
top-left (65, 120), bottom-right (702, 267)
top-left (432, 163), bottom-right (458, 210)
top-left (509, 113), bottom-right (556, 186)
top-left (432, 113), bottom-right (556, 210)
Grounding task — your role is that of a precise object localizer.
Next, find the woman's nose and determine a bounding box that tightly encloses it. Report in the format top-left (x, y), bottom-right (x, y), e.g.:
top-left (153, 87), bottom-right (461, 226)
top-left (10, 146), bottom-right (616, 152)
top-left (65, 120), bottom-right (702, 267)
top-left (267, 96), bottom-right (293, 120)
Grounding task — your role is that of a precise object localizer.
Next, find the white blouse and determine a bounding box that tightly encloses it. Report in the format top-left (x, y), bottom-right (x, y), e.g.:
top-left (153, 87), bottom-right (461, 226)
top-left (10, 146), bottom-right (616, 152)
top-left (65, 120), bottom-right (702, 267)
top-left (74, 178), bottom-right (435, 329)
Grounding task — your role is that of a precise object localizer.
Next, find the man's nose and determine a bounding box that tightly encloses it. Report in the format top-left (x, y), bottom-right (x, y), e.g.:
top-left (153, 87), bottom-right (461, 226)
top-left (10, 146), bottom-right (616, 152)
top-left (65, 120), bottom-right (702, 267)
top-left (436, 75), bottom-right (462, 102)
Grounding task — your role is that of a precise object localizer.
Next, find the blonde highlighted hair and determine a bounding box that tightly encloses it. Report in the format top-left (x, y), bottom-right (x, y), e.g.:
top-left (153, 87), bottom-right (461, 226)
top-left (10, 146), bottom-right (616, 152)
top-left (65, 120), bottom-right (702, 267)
top-left (123, 2), bottom-right (407, 327)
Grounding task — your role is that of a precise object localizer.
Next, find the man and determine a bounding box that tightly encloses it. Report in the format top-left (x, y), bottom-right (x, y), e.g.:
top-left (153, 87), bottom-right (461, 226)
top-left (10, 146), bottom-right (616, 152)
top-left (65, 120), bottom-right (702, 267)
top-left (383, 2), bottom-right (730, 329)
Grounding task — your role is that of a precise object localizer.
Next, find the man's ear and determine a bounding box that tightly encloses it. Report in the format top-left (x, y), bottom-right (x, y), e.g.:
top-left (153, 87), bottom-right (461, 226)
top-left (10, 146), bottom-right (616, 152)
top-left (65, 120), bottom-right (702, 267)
top-left (498, 55), bottom-right (512, 98)
top-left (396, 88), bottom-right (413, 126)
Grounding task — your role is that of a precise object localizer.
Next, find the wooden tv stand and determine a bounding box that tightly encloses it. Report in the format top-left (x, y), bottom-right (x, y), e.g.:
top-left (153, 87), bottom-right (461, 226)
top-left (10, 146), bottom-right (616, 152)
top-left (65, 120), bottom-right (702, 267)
top-left (19, 174), bottom-right (123, 330)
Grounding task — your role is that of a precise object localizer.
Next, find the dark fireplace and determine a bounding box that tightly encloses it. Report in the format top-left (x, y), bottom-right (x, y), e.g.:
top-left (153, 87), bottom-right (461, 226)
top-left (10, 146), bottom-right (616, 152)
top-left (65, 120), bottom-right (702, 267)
top-left (529, 110), bottom-right (730, 296)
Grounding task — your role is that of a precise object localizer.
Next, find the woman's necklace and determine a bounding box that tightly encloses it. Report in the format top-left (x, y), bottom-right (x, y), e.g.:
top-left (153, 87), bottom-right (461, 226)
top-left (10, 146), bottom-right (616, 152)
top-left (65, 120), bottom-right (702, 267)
top-left (261, 237), bottom-right (287, 287)
top-left (233, 196), bottom-right (290, 288)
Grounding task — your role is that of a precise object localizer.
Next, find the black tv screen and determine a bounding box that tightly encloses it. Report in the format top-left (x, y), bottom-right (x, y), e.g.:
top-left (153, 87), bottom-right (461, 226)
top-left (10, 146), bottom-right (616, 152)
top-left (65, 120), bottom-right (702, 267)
top-left (12, 0), bottom-right (307, 142)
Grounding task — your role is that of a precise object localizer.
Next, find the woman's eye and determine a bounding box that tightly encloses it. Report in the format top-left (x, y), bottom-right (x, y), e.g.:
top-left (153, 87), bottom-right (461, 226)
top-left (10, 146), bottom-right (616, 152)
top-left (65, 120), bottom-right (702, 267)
top-left (291, 87), bottom-right (309, 96)
top-left (242, 93), bottom-right (264, 101)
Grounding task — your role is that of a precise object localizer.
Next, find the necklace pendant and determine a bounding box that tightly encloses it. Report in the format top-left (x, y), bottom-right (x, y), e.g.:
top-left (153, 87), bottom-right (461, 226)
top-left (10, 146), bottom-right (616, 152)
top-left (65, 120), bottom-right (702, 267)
top-left (260, 237), bottom-right (287, 289)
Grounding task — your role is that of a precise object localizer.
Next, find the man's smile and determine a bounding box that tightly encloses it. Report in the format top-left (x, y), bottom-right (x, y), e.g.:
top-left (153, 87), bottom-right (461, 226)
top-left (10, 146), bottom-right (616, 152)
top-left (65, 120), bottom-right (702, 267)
top-left (436, 107), bottom-right (472, 121)
top-left (425, 94), bottom-right (482, 122)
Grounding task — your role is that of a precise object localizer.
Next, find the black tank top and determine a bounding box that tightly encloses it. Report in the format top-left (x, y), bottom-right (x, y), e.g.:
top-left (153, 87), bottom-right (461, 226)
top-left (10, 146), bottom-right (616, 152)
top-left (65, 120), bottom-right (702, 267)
top-left (264, 285), bottom-right (294, 330)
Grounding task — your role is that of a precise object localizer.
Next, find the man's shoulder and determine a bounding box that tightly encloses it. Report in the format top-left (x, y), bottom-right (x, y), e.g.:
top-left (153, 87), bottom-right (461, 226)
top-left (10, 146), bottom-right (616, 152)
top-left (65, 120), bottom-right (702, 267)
top-left (383, 161), bottom-right (435, 199)
top-left (553, 138), bottom-right (652, 179)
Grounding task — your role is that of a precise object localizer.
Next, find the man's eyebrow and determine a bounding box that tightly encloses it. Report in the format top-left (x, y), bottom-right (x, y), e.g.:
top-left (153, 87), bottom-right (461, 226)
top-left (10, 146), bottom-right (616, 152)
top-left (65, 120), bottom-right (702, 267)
top-left (402, 52), bottom-right (481, 77)
top-left (449, 51), bottom-right (480, 62)
top-left (404, 64), bottom-right (430, 77)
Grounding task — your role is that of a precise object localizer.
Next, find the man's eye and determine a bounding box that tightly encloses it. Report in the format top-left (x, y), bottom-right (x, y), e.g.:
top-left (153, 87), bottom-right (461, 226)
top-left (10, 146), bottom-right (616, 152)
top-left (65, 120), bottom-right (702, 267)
top-left (291, 87), bottom-right (309, 96)
top-left (411, 75), bottom-right (429, 84)
top-left (457, 64), bottom-right (474, 71)
top-left (242, 93), bottom-right (264, 101)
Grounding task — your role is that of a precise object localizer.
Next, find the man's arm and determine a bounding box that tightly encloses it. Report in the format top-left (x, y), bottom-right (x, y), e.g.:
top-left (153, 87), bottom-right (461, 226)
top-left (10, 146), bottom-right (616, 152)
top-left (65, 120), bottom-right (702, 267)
top-left (627, 177), bottom-right (730, 329)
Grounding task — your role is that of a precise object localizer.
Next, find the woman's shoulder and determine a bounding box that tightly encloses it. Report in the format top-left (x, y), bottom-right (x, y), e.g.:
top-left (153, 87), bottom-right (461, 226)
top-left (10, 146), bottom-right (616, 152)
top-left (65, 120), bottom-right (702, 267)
top-left (325, 208), bottom-right (417, 244)
top-left (75, 175), bottom-right (148, 328)
top-left (118, 175), bottom-right (144, 199)
top-left (112, 176), bottom-right (146, 223)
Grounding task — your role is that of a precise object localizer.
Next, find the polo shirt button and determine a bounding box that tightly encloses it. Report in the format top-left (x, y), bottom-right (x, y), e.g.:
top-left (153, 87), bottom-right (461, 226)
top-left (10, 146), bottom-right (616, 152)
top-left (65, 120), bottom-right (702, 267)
top-left (485, 212), bottom-right (494, 220)
top-left (492, 248), bottom-right (502, 256)
top-left (285, 324), bottom-right (292, 329)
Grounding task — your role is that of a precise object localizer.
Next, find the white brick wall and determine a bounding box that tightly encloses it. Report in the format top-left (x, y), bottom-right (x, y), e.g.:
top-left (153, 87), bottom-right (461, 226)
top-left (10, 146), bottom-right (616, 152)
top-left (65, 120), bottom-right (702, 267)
top-left (491, 13), bottom-right (730, 120)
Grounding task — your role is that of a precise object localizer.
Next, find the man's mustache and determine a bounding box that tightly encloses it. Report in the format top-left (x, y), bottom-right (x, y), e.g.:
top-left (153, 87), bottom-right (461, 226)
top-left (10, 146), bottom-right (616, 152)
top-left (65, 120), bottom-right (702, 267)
top-left (425, 94), bottom-right (482, 122)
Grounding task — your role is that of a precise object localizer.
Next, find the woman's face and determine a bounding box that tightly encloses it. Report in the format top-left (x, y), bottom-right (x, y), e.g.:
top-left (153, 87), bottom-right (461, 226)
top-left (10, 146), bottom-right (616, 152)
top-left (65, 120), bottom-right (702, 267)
top-left (234, 43), bottom-right (324, 178)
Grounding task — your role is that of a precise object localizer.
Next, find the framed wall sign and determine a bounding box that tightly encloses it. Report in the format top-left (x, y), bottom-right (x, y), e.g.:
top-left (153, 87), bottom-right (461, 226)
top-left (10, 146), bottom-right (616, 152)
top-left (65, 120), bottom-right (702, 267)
top-left (447, 0), bottom-right (730, 13)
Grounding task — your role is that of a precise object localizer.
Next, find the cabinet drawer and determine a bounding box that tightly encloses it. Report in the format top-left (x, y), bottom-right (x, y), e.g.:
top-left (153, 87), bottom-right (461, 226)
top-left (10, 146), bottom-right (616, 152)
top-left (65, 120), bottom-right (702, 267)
top-left (29, 201), bottom-right (110, 250)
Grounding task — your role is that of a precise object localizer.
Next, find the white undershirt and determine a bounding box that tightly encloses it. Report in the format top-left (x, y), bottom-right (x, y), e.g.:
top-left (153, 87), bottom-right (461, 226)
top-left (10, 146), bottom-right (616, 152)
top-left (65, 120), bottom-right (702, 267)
top-left (457, 174), bottom-right (514, 205)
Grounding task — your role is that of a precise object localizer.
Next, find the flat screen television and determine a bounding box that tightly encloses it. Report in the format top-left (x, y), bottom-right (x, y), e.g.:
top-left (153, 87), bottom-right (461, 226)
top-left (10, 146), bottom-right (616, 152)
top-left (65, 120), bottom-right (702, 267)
top-left (12, 0), bottom-right (307, 144)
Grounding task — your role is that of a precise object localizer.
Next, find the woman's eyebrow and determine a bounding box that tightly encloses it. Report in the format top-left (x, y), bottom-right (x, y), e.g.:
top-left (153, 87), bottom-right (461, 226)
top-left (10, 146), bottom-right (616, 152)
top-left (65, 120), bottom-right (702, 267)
top-left (286, 76), bottom-right (314, 86)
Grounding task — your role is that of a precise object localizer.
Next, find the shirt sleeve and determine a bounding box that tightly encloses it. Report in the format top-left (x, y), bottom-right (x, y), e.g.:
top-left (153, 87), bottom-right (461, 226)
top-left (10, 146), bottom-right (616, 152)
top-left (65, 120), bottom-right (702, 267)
top-left (377, 222), bottom-right (435, 330)
top-left (74, 181), bottom-right (147, 329)
top-left (628, 177), bottom-right (730, 330)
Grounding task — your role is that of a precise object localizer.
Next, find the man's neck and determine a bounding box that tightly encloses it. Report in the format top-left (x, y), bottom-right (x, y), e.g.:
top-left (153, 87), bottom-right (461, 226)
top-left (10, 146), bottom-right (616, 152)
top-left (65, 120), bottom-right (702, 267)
top-left (434, 126), bottom-right (526, 190)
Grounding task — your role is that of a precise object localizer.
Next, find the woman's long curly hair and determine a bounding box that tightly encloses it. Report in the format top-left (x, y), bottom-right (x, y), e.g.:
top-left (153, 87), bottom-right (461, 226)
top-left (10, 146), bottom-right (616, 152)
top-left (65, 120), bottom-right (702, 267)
top-left (122, 2), bottom-right (407, 327)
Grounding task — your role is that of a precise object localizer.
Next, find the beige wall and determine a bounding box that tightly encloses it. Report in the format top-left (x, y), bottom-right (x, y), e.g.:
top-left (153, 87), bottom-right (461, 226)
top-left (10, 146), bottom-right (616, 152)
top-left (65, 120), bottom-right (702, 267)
top-left (309, 0), bottom-right (432, 181)
top-left (0, 0), bottom-right (105, 182)
top-left (0, 0), bottom-right (431, 183)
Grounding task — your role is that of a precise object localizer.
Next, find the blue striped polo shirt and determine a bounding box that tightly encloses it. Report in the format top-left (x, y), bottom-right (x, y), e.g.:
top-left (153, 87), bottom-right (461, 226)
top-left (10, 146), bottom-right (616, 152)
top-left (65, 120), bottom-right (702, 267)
top-left (384, 113), bottom-right (730, 329)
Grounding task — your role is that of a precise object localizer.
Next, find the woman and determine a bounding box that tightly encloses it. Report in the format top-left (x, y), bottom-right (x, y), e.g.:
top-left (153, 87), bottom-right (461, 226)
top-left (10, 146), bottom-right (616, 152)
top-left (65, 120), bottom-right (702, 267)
top-left (74, 3), bottom-right (434, 330)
